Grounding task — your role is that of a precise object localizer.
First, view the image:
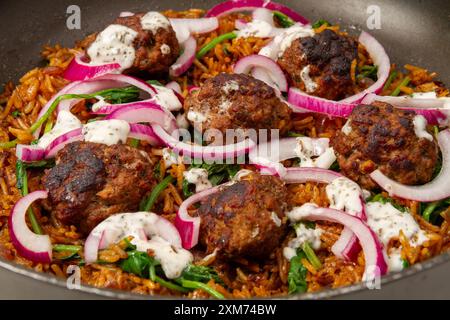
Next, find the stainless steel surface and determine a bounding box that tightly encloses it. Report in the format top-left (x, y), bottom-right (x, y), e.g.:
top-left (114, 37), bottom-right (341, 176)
top-left (0, 0), bottom-right (449, 299)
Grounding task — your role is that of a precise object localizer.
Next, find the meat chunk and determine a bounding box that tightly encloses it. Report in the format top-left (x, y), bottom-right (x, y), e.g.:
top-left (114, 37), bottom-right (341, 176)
top-left (197, 172), bottom-right (290, 259)
top-left (331, 102), bottom-right (439, 190)
top-left (86, 12), bottom-right (180, 75)
top-left (278, 29), bottom-right (358, 100)
top-left (184, 73), bottom-right (292, 137)
top-left (42, 142), bottom-right (155, 234)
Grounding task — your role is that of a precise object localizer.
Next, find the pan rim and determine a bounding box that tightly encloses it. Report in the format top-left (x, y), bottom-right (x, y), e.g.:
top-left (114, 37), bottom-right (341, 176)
top-left (1, 251), bottom-right (448, 299)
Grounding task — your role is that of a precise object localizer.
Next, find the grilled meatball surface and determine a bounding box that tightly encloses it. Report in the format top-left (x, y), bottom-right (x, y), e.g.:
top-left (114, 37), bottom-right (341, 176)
top-left (42, 141), bottom-right (155, 234)
top-left (278, 29), bottom-right (358, 100)
top-left (184, 73), bottom-right (292, 137)
top-left (332, 102), bottom-right (439, 190)
top-left (87, 12), bottom-right (180, 75)
top-left (197, 172), bottom-right (290, 260)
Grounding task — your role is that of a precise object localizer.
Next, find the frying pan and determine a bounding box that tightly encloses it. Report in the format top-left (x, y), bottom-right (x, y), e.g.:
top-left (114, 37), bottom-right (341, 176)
top-left (0, 0), bottom-right (449, 299)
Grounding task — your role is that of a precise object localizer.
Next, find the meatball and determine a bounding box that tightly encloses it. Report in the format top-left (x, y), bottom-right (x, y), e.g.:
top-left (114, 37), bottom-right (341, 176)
top-left (278, 29), bottom-right (358, 100)
top-left (86, 12), bottom-right (180, 75)
top-left (42, 142), bottom-right (155, 234)
top-left (184, 73), bottom-right (292, 137)
top-left (331, 102), bottom-right (439, 190)
top-left (197, 172), bottom-right (290, 259)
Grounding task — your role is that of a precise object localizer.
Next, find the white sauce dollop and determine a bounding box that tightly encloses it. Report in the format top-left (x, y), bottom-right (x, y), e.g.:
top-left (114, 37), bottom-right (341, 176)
top-left (183, 168), bottom-right (212, 193)
top-left (300, 65), bottom-right (318, 93)
top-left (92, 212), bottom-right (192, 279)
top-left (82, 119), bottom-right (130, 146)
top-left (287, 203), bottom-right (319, 221)
top-left (341, 119), bottom-right (352, 135)
top-left (162, 147), bottom-right (179, 167)
top-left (366, 201), bottom-right (429, 272)
top-left (221, 80), bottom-right (240, 94)
top-left (283, 220), bottom-right (323, 260)
top-left (137, 236), bottom-right (193, 279)
top-left (152, 85), bottom-right (182, 112)
top-left (140, 11), bottom-right (170, 34)
top-left (37, 110), bottom-right (82, 149)
top-left (259, 24), bottom-right (314, 60)
top-left (326, 177), bottom-right (362, 215)
top-left (237, 20), bottom-right (274, 38)
top-left (387, 247), bottom-right (404, 272)
top-left (271, 211), bottom-right (282, 227)
top-left (295, 137), bottom-right (336, 169)
top-left (413, 115), bottom-right (433, 141)
top-left (160, 44), bottom-right (171, 55)
top-left (91, 96), bottom-right (110, 112)
top-left (187, 110), bottom-right (207, 123)
top-left (87, 24), bottom-right (138, 71)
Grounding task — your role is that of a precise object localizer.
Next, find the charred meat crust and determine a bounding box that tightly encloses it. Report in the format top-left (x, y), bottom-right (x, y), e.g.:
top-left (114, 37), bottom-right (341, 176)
top-left (278, 29), bottom-right (358, 100)
top-left (197, 173), bottom-right (290, 260)
top-left (86, 13), bottom-right (180, 75)
top-left (184, 73), bottom-right (292, 136)
top-left (42, 141), bottom-right (155, 234)
top-left (332, 102), bottom-right (439, 190)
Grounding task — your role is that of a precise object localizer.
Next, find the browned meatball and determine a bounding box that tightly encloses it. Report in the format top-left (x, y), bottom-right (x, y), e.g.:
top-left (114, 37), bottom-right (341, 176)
top-left (86, 12), bottom-right (180, 75)
top-left (42, 142), bottom-right (155, 234)
top-left (197, 172), bottom-right (290, 260)
top-left (278, 29), bottom-right (358, 100)
top-left (331, 102), bottom-right (439, 190)
top-left (184, 73), bottom-right (292, 137)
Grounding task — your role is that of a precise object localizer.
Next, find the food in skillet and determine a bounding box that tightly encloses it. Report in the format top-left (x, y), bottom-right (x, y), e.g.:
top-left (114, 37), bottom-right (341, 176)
top-left (85, 12), bottom-right (180, 75)
top-left (184, 72), bottom-right (292, 135)
top-left (0, 1), bottom-right (449, 299)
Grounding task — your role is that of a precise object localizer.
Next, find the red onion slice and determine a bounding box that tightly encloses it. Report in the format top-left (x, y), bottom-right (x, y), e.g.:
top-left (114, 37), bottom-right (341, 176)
top-left (8, 190), bottom-right (52, 263)
top-left (249, 137), bottom-right (333, 176)
top-left (288, 87), bottom-right (356, 117)
top-left (170, 36), bottom-right (197, 77)
top-left (362, 93), bottom-right (449, 125)
top-left (44, 128), bottom-right (83, 159)
top-left (63, 54), bottom-right (121, 82)
top-left (105, 102), bottom-right (178, 134)
top-left (16, 144), bottom-right (46, 162)
top-left (362, 93), bottom-right (449, 109)
top-left (165, 81), bottom-right (182, 95)
top-left (252, 8), bottom-right (275, 26)
top-left (24, 122), bottom-right (163, 162)
top-left (234, 54), bottom-right (288, 92)
top-left (85, 211), bottom-right (182, 264)
top-left (291, 204), bottom-right (387, 279)
top-left (370, 129), bottom-right (450, 202)
top-left (340, 31), bottom-right (390, 103)
top-left (58, 74), bottom-right (157, 113)
top-left (34, 74), bottom-right (157, 139)
top-left (128, 123), bottom-right (164, 146)
top-left (205, 0), bottom-right (309, 25)
top-left (283, 167), bottom-right (343, 184)
top-left (152, 124), bottom-right (256, 160)
top-left (330, 196), bottom-right (366, 261)
top-left (282, 167), bottom-right (366, 261)
top-left (288, 31), bottom-right (390, 117)
top-left (188, 85), bottom-right (200, 94)
top-left (251, 67), bottom-right (282, 96)
top-left (170, 18), bottom-right (219, 43)
top-left (176, 183), bottom-right (229, 249)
